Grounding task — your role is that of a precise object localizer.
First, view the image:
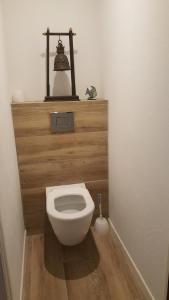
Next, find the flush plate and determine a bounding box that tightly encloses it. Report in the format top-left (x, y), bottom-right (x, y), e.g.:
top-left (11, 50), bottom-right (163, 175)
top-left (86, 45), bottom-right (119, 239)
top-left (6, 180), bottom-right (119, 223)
top-left (50, 112), bottom-right (74, 133)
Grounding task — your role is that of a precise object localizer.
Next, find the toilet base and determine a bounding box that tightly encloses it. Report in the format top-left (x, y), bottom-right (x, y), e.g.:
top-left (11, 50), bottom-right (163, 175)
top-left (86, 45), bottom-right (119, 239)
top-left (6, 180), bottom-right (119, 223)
top-left (57, 235), bottom-right (86, 246)
top-left (48, 214), bottom-right (93, 246)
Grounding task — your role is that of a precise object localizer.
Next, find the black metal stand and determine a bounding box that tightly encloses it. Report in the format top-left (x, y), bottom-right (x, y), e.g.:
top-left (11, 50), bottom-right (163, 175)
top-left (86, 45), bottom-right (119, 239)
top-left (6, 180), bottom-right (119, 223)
top-left (43, 28), bottom-right (79, 101)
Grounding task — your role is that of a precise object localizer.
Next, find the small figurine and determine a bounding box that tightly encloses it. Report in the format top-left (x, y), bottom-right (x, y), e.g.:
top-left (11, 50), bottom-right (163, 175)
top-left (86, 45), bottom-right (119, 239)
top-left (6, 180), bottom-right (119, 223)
top-left (85, 86), bottom-right (97, 100)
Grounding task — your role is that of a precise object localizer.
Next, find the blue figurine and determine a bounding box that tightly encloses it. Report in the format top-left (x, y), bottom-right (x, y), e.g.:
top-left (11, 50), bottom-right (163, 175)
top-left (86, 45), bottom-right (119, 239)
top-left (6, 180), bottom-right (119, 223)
top-left (85, 86), bottom-right (97, 100)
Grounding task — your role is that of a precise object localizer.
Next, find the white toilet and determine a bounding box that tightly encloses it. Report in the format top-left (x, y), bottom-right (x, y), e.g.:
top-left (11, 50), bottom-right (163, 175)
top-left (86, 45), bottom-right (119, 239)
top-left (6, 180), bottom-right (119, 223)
top-left (46, 183), bottom-right (95, 246)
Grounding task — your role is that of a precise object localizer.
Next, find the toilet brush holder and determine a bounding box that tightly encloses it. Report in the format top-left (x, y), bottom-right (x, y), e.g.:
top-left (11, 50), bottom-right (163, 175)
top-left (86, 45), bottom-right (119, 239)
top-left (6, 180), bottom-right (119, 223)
top-left (94, 193), bottom-right (109, 235)
top-left (94, 217), bottom-right (109, 235)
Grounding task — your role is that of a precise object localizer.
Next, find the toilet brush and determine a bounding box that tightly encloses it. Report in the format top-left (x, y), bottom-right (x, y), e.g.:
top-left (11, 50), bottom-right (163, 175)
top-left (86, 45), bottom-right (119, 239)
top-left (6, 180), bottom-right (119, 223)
top-left (94, 193), bottom-right (109, 235)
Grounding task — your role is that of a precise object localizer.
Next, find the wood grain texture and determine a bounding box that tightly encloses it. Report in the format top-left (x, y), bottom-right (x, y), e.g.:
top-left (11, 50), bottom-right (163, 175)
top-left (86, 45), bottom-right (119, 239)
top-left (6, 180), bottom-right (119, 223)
top-left (23, 228), bottom-right (147, 300)
top-left (12, 100), bottom-right (108, 233)
top-left (23, 234), bottom-right (68, 300)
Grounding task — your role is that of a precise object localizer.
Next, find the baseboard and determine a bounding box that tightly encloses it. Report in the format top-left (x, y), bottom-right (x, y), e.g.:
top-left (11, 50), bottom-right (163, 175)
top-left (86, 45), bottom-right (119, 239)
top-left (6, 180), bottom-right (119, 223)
top-left (108, 218), bottom-right (156, 300)
top-left (19, 230), bottom-right (27, 300)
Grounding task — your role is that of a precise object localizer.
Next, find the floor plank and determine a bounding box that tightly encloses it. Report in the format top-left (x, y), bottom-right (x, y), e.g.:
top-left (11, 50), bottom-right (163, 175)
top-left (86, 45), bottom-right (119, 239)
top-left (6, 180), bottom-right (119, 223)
top-left (92, 230), bottom-right (145, 300)
top-left (23, 228), bottom-right (147, 300)
top-left (23, 234), bottom-right (68, 300)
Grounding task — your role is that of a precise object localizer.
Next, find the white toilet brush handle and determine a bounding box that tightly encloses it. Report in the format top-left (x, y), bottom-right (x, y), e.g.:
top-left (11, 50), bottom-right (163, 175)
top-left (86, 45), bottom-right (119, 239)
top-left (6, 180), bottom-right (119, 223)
top-left (98, 193), bottom-right (103, 218)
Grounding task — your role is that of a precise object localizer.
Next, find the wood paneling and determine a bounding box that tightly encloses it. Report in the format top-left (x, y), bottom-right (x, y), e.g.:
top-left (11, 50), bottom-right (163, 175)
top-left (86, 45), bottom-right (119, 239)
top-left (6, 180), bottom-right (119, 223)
top-left (23, 229), bottom-right (146, 300)
top-left (12, 100), bottom-right (108, 233)
top-left (23, 234), bottom-right (68, 300)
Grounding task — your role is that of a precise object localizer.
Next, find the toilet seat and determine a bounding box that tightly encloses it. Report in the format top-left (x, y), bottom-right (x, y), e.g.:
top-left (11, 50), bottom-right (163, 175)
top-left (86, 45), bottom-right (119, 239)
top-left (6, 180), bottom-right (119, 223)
top-left (46, 186), bottom-right (94, 221)
top-left (46, 183), bottom-right (95, 245)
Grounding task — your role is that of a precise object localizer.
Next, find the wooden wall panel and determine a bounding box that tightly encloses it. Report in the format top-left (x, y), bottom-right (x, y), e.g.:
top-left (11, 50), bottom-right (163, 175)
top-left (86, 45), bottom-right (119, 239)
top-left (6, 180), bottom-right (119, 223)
top-left (12, 100), bottom-right (108, 234)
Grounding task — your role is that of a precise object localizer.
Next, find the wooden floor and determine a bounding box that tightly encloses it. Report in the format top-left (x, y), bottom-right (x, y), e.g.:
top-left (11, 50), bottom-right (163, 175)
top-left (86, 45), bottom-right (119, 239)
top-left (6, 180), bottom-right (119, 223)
top-left (23, 227), bottom-right (147, 300)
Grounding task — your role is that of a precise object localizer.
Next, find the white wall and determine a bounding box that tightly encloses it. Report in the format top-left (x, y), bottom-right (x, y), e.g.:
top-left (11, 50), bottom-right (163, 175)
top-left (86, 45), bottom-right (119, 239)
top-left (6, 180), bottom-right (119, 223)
top-left (2, 0), bottom-right (102, 101)
top-left (100, 1), bottom-right (169, 300)
top-left (0, 1), bottom-right (25, 300)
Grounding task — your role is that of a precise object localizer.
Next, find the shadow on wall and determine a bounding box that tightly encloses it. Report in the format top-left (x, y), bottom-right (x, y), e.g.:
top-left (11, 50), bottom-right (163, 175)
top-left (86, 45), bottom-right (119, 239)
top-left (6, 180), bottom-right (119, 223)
top-left (41, 49), bottom-right (77, 97)
top-left (44, 221), bottom-right (100, 279)
top-left (52, 72), bottom-right (71, 96)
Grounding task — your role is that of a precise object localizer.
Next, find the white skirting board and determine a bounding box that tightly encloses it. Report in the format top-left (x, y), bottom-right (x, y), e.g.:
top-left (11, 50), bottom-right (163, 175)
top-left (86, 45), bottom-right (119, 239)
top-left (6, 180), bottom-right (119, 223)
top-left (108, 218), bottom-right (156, 300)
top-left (20, 230), bottom-right (26, 300)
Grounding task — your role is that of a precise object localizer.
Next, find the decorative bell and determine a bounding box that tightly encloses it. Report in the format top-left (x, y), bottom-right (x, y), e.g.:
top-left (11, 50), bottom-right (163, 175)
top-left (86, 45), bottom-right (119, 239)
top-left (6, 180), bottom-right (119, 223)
top-left (54, 39), bottom-right (71, 71)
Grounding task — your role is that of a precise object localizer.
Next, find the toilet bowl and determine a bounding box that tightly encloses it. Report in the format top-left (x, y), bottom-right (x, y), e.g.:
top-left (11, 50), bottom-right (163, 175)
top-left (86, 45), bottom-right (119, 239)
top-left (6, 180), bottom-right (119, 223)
top-left (46, 183), bottom-right (95, 246)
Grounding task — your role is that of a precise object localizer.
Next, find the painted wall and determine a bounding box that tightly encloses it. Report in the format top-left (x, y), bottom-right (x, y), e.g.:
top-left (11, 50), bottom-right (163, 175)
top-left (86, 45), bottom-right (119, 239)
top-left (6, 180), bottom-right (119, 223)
top-left (100, 1), bottom-right (169, 300)
top-left (0, 2), bottom-right (25, 300)
top-left (2, 0), bottom-right (102, 101)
